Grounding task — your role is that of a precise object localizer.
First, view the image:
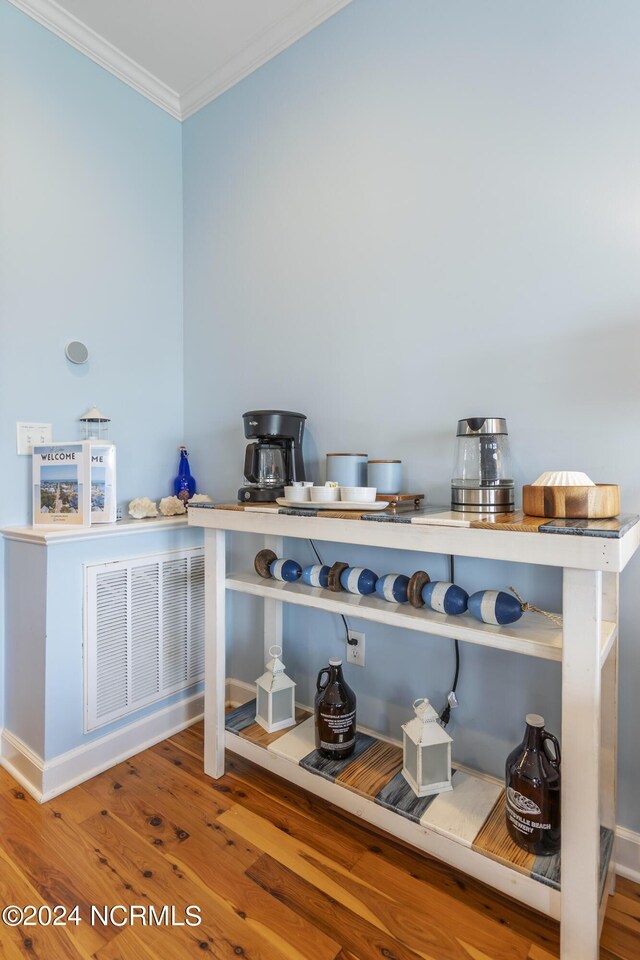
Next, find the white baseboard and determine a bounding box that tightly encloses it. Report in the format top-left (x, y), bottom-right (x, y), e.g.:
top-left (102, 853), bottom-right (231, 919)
top-left (0, 679), bottom-right (249, 804)
top-left (225, 677), bottom-right (256, 707)
top-left (615, 825), bottom-right (640, 885)
top-left (1, 728), bottom-right (46, 802)
top-left (3, 677), bottom-right (640, 888)
top-left (0, 692), bottom-right (203, 803)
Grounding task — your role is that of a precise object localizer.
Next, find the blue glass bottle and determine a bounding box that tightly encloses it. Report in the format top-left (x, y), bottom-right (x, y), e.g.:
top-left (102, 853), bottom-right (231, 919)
top-left (174, 445), bottom-right (196, 504)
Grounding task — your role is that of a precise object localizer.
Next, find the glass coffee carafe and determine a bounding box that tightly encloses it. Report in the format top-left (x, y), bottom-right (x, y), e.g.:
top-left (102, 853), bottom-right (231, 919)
top-left (254, 444), bottom-right (286, 488)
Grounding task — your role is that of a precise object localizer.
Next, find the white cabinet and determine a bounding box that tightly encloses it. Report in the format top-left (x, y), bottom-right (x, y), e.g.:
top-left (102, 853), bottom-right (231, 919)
top-left (189, 505), bottom-right (640, 960)
top-left (2, 517), bottom-right (203, 800)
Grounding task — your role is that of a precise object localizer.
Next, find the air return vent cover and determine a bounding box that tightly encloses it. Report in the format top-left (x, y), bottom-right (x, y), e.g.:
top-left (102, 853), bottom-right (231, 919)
top-left (84, 548), bottom-right (204, 731)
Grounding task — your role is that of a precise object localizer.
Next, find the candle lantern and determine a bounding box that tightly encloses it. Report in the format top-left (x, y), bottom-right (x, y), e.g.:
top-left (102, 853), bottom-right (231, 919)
top-left (402, 698), bottom-right (453, 797)
top-left (255, 645), bottom-right (296, 733)
top-left (80, 405), bottom-right (110, 441)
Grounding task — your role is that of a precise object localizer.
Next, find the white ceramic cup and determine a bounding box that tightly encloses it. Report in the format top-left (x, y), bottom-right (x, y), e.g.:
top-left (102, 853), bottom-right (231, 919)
top-left (309, 486), bottom-right (340, 502)
top-left (339, 486), bottom-right (377, 503)
top-left (284, 485), bottom-right (310, 502)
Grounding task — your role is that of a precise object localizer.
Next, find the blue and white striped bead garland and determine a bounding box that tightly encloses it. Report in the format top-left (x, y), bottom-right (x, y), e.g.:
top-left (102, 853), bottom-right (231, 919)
top-left (339, 566), bottom-right (378, 595)
top-left (421, 581), bottom-right (469, 616)
top-left (301, 563), bottom-right (330, 588)
top-left (375, 573), bottom-right (410, 604)
top-left (269, 558), bottom-right (302, 583)
top-left (467, 589), bottom-right (523, 625)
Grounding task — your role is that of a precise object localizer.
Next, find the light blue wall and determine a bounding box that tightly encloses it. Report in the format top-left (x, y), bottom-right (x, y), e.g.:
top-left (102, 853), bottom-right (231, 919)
top-left (0, 2), bottom-right (185, 730)
top-left (3, 0), bottom-right (640, 830)
top-left (183, 0), bottom-right (640, 830)
top-left (0, 1), bottom-right (184, 525)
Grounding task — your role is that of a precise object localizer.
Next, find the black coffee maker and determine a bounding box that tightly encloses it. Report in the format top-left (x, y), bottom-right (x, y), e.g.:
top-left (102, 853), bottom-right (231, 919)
top-left (238, 410), bottom-right (307, 503)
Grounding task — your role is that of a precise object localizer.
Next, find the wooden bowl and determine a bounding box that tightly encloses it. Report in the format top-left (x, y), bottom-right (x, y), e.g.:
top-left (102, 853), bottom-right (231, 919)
top-left (522, 483), bottom-right (620, 519)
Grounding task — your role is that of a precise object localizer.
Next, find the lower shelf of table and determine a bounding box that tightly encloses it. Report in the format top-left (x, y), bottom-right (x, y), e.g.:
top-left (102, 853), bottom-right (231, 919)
top-left (225, 700), bottom-right (614, 921)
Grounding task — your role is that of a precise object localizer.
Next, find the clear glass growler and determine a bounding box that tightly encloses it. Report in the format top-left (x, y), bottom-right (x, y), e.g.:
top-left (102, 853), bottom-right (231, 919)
top-left (505, 714), bottom-right (561, 856)
top-left (315, 658), bottom-right (356, 760)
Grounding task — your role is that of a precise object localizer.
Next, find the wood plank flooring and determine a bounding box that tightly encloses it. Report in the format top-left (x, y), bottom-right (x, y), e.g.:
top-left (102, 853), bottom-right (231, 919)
top-left (0, 720), bottom-right (637, 959)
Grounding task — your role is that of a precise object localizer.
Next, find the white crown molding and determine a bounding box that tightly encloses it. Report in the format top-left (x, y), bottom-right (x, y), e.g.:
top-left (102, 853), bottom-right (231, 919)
top-left (8, 0), bottom-right (182, 119)
top-left (179, 0), bottom-right (353, 120)
top-left (9, 0), bottom-right (352, 122)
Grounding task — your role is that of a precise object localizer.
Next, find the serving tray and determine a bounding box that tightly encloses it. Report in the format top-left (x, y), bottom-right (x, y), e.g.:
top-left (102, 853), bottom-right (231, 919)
top-left (275, 498), bottom-right (389, 511)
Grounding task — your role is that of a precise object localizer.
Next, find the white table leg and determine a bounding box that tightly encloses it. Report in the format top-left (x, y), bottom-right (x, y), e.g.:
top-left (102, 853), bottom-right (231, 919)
top-left (264, 535), bottom-right (284, 661)
top-left (204, 527), bottom-right (226, 779)
top-left (600, 571), bottom-right (619, 906)
top-left (561, 567), bottom-right (602, 959)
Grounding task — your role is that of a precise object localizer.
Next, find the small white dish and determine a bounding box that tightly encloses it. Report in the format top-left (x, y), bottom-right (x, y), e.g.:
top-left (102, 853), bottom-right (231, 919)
top-left (309, 486), bottom-right (340, 502)
top-left (340, 486), bottom-right (377, 503)
top-left (284, 485), bottom-right (310, 502)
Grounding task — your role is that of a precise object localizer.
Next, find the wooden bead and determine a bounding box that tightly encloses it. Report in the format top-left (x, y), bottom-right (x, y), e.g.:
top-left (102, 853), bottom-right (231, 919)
top-left (407, 570), bottom-right (431, 608)
top-left (328, 561), bottom-right (349, 592)
top-left (254, 549), bottom-right (278, 579)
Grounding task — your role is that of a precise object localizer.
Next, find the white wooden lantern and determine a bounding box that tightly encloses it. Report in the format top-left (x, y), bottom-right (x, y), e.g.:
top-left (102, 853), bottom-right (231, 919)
top-left (255, 645), bottom-right (296, 733)
top-left (80, 405), bottom-right (110, 441)
top-left (402, 697), bottom-right (453, 797)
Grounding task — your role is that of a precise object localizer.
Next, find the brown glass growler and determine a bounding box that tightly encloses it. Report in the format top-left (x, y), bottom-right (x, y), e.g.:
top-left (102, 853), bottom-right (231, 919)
top-left (315, 658), bottom-right (356, 760)
top-left (505, 714), bottom-right (561, 856)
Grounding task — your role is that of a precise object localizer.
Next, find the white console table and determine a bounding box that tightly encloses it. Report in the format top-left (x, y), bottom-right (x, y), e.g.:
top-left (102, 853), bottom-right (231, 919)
top-left (188, 503), bottom-right (640, 960)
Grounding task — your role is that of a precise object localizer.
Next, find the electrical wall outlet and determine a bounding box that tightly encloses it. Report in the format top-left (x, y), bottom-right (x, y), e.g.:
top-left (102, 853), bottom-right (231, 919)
top-left (346, 630), bottom-right (365, 667)
top-left (17, 422), bottom-right (53, 455)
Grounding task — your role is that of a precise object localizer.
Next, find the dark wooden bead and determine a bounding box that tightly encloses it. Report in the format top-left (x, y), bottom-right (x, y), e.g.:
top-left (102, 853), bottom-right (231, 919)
top-left (254, 549), bottom-right (278, 579)
top-left (407, 570), bottom-right (431, 608)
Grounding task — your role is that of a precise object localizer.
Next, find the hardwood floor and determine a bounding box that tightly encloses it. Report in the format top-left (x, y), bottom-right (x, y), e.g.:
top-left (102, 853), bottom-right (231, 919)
top-left (0, 721), bottom-right (637, 959)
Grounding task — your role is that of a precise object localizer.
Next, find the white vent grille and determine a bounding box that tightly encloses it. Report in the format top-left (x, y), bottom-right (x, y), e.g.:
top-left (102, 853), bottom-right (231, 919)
top-left (84, 548), bottom-right (204, 731)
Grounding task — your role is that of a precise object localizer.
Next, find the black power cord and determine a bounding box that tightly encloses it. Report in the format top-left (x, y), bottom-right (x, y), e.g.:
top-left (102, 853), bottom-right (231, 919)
top-left (440, 554), bottom-right (461, 728)
top-left (309, 537), bottom-right (461, 722)
top-left (308, 539), bottom-right (350, 644)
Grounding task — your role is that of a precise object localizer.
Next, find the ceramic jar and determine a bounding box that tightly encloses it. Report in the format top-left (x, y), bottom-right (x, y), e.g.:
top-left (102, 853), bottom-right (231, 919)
top-left (368, 460), bottom-right (402, 494)
top-left (326, 453), bottom-right (367, 487)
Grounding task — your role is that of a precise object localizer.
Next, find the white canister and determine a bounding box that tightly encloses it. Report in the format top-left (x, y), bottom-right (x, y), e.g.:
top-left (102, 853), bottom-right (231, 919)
top-left (326, 453), bottom-right (368, 487)
top-left (368, 460), bottom-right (402, 494)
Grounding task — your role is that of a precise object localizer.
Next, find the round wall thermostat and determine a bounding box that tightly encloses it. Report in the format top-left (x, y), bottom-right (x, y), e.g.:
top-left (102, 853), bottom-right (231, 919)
top-left (65, 341), bottom-right (89, 364)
